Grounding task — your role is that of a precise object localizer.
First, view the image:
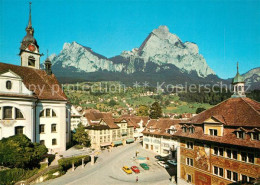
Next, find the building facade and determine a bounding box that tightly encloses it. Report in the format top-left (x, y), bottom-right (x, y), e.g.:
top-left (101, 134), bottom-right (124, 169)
top-left (0, 4), bottom-right (70, 153)
top-left (122, 115), bottom-right (149, 140)
top-left (142, 119), bottom-right (181, 157)
top-left (175, 67), bottom-right (260, 185)
top-left (86, 117), bottom-right (134, 150)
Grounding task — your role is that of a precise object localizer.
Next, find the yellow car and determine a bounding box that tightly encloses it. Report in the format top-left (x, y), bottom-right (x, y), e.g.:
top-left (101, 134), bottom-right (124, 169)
top-left (122, 166), bottom-right (132, 174)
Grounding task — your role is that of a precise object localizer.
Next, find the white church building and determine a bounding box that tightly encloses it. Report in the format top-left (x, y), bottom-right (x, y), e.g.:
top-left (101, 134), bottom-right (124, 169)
top-left (0, 3), bottom-right (70, 153)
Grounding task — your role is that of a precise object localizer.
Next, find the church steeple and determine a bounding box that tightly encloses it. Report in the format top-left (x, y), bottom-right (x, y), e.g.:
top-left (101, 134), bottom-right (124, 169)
top-left (19, 2), bottom-right (41, 69)
top-left (231, 62), bottom-right (246, 98)
top-left (26, 2), bottom-right (34, 35)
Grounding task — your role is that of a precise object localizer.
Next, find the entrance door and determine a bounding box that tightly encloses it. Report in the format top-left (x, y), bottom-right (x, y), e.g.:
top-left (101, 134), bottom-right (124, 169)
top-left (151, 145), bottom-right (153, 150)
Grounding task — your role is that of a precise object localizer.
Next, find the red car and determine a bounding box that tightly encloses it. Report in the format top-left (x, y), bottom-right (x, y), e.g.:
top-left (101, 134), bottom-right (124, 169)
top-left (131, 166), bottom-right (140, 173)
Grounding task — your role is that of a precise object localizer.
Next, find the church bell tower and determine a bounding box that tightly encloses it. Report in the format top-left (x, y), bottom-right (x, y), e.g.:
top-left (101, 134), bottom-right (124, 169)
top-left (19, 2), bottom-right (41, 69)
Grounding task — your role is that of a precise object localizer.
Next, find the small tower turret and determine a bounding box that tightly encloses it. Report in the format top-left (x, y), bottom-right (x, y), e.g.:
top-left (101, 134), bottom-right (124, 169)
top-left (231, 62), bottom-right (246, 98)
top-left (44, 51), bottom-right (52, 75)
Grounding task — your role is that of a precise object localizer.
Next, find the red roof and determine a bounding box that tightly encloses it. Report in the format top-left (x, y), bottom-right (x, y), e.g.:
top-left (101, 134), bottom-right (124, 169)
top-left (142, 118), bottom-right (181, 137)
top-left (185, 97), bottom-right (260, 127)
top-left (0, 62), bottom-right (67, 101)
top-left (175, 97), bottom-right (260, 149)
top-left (175, 125), bottom-right (260, 149)
top-left (84, 109), bottom-right (113, 123)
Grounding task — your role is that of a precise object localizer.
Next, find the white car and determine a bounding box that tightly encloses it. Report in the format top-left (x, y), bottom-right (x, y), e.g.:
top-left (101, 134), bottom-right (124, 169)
top-left (157, 161), bottom-right (169, 168)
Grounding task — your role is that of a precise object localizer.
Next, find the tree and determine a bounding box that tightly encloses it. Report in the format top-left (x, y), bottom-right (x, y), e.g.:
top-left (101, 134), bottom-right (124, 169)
top-left (137, 105), bottom-right (149, 116)
top-left (0, 134), bottom-right (48, 169)
top-left (164, 100), bottom-right (170, 106)
top-left (108, 99), bottom-right (117, 107)
top-left (196, 107), bottom-right (206, 114)
top-left (149, 102), bottom-right (162, 119)
top-left (72, 123), bottom-right (91, 147)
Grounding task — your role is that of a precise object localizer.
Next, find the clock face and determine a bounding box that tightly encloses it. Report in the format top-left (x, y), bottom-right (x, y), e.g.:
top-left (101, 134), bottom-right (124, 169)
top-left (28, 44), bottom-right (35, 52)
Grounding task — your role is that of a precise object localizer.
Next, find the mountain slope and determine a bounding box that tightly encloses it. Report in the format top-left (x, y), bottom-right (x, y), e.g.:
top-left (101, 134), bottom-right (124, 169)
top-left (242, 67), bottom-right (260, 89)
top-left (49, 25), bottom-right (224, 85)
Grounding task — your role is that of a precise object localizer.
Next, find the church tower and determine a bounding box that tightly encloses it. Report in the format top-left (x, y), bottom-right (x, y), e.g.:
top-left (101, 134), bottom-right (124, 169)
top-left (231, 62), bottom-right (246, 98)
top-left (19, 2), bottom-right (41, 69)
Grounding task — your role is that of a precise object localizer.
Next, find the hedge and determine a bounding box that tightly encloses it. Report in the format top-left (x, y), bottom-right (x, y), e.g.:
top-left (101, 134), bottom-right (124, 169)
top-left (58, 155), bottom-right (90, 171)
top-left (0, 168), bottom-right (38, 185)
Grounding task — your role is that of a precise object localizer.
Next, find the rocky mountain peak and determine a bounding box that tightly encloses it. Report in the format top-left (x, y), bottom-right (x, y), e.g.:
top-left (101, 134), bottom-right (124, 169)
top-left (49, 25), bottom-right (216, 78)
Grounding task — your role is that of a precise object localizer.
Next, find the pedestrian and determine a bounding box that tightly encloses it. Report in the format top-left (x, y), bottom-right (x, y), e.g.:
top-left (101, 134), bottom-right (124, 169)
top-left (136, 176), bottom-right (138, 183)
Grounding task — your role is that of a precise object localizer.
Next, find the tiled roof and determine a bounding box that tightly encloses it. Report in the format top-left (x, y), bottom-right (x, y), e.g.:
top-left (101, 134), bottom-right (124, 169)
top-left (102, 118), bottom-right (120, 129)
top-left (174, 125), bottom-right (260, 149)
top-left (185, 97), bottom-right (260, 127)
top-left (0, 62), bottom-right (67, 101)
top-left (84, 109), bottom-right (113, 123)
top-left (142, 118), bottom-right (181, 137)
top-left (121, 115), bottom-right (150, 127)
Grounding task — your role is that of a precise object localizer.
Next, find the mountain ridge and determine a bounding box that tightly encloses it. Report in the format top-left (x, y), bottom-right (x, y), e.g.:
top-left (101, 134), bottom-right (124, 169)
top-left (46, 25), bottom-right (259, 88)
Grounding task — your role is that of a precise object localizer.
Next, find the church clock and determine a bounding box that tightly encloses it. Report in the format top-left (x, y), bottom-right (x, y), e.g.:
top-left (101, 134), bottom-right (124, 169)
top-left (28, 44), bottom-right (35, 51)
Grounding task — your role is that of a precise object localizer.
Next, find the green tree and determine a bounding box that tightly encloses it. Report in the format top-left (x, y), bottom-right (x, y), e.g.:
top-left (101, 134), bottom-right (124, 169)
top-left (196, 107), bottom-right (206, 114)
top-left (108, 99), bottom-right (117, 107)
top-left (149, 102), bottom-right (162, 119)
top-left (164, 100), bottom-right (170, 106)
top-left (137, 105), bottom-right (149, 116)
top-left (72, 123), bottom-right (91, 147)
top-left (0, 135), bottom-right (48, 169)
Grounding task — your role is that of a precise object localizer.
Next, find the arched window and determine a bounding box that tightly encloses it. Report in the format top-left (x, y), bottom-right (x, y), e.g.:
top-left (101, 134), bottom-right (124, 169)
top-left (15, 126), bottom-right (24, 135)
top-left (39, 108), bottom-right (57, 118)
top-left (6, 81), bottom-right (12, 90)
top-left (15, 108), bottom-right (24, 119)
top-left (28, 56), bottom-right (35, 67)
top-left (39, 110), bottom-right (44, 117)
top-left (52, 110), bottom-right (56, 117)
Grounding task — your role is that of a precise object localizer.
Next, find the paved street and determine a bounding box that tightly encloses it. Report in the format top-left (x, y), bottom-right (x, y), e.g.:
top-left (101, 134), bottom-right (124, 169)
top-left (41, 142), bottom-right (174, 185)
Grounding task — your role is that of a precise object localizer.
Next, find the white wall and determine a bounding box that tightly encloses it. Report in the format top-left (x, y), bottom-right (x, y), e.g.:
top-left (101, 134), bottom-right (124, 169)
top-left (0, 99), bottom-right (35, 141)
top-left (36, 101), bottom-right (69, 153)
top-left (0, 71), bottom-right (32, 95)
top-left (20, 50), bottom-right (40, 69)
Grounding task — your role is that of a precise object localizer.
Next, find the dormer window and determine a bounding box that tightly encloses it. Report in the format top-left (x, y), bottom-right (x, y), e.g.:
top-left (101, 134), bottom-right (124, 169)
top-left (189, 127), bottom-right (194, 133)
top-left (209, 129), bottom-right (218, 136)
top-left (251, 132), bottom-right (260, 141)
top-left (28, 56), bottom-right (35, 67)
top-left (6, 81), bottom-right (12, 90)
top-left (182, 127), bottom-right (187, 133)
top-left (236, 131), bottom-right (245, 139)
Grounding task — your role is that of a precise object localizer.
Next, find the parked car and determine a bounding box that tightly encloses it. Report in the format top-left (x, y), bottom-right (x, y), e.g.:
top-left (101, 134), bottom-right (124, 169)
top-left (140, 163), bottom-right (149, 170)
top-left (122, 166), bottom-right (132, 174)
top-left (167, 159), bottom-right (177, 165)
top-left (157, 161), bottom-right (169, 168)
top-left (155, 155), bottom-right (164, 161)
top-left (131, 166), bottom-right (140, 173)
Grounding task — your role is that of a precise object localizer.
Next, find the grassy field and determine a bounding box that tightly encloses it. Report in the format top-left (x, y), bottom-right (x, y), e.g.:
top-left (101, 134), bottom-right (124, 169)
top-left (63, 81), bottom-right (213, 114)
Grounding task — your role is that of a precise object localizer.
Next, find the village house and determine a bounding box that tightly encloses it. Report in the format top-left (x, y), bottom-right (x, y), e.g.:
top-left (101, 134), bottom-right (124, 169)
top-left (142, 118), bottom-right (181, 158)
top-left (85, 117), bottom-right (135, 150)
top-left (122, 115), bottom-right (150, 140)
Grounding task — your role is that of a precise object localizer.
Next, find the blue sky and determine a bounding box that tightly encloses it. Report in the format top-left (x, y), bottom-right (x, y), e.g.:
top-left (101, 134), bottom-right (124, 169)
top-left (0, 0), bottom-right (259, 79)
